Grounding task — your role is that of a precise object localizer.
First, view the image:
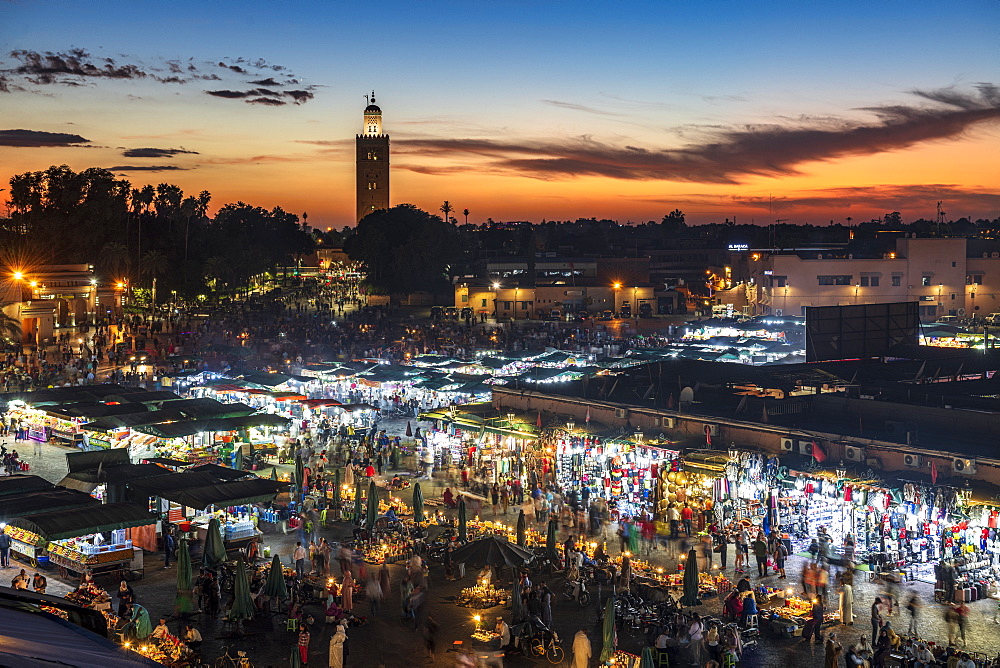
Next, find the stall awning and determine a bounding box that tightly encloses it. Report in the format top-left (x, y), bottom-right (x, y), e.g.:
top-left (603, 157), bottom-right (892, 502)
top-left (0, 475), bottom-right (54, 498)
top-left (186, 463), bottom-right (256, 481)
top-left (133, 412), bottom-right (290, 438)
top-left (298, 398), bottom-right (343, 408)
top-left (129, 472), bottom-right (288, 508)
top-left (141, 457), bottom-right (194, 467)
top-left (0, 489), bottom-right (100, 520)
top-left (10, 503), bottom-right (156, 541)
top-left (57, 463), bottom-right (173, 493)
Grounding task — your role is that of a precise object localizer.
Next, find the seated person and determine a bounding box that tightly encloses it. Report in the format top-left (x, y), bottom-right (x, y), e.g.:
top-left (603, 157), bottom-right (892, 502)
top-left (443, 487), bottom-right (455, 508)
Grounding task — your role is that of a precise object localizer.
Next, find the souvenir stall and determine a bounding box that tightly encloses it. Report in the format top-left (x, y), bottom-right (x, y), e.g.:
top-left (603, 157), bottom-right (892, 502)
top-left (5, 401), bottom-right (68, 442)
top-left (5, 503), bottom-right (155, 578)
top-left (781, 468), bottom-right (892, 559)
top-left (556, 429), bottom-right (679, 519)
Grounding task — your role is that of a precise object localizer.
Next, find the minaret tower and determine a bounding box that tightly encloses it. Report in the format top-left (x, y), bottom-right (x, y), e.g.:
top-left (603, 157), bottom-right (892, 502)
top-left (356, 90), bottom-right (390, 223)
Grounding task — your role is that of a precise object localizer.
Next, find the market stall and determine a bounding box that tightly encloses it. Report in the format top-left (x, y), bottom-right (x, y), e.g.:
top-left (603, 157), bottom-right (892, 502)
top-left (6, 503), bottom-right (156, 578)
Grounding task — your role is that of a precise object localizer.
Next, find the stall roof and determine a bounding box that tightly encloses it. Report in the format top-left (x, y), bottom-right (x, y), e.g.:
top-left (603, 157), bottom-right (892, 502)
top-left (103, 390), bottom-right (182, 404)
top-left (0, 384), bottom-right (147, 407)
top-left (129, 471), bottom-right (288, 508)
top-left (81, 408), bottom-right (188, 432)
top-left (158, 397), bottom-right (256, 419)
top-left (10, 503), bottom-right (156, 540)
top-left (0, 489), bottom-right (100, 520)
top-left (46, 402), bottom-right (153, 419)
top-left (237, 371), bottom-right (293, 387)
top-left (0, 475), bottom-right (55, 498)
top-left (57, 463), bottom-right (172, 493)
top-left (186, 463), bottom-right (256, 481)
top-left (141, 457), bottom-right (194, 467)
top-left (298, 398), bottom-right (343, 408)
top-left (65, 448), bottom-right (130, 474)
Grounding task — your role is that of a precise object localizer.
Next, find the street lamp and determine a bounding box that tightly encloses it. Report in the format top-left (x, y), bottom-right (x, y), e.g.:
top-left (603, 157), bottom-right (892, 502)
top-left (566, 420), bottom-right (575, 433)
top-left (835, 462), bottom-right (847, 480)
top-left (634, 429), bottom-right (643, 444)
top-left (506, 412), bottom-right (515, 428)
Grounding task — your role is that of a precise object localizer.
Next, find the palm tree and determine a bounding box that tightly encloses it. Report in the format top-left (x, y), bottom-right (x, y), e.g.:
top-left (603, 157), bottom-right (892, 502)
top-left (99, 242), bottom-right (130, 280)
top-left (440, 201), bottom-right (453, 224)
top-left (141, 249), bottom-right (169, 305)
top-left (463, 208), bottom-right (470, 225)
top-left (0, 307), bottom-right (21, 346)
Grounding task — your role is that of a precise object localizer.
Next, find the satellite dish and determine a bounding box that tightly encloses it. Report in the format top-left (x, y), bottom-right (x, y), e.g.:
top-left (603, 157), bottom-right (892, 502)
top-left (679, 386), bottom-right (695, 407)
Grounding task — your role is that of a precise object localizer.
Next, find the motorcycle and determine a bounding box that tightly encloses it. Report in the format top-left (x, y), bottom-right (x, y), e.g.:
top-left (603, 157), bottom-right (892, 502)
top-left (561, 578), bottom-right (591, 607)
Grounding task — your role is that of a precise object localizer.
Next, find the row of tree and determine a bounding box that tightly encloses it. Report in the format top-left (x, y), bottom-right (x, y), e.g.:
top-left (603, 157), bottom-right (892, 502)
top-left (4, 165), bottom-right (315, 299)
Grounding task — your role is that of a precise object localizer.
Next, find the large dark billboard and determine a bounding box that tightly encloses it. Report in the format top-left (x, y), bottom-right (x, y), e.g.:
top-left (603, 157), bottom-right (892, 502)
top-left (805, 301), bottom-right (919, 362)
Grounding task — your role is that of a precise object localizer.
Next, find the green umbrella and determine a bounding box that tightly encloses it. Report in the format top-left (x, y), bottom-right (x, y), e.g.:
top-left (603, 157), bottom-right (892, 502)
top-left (366, 480), bottom-right (378, 534)
top-left (640, 645), bottom-right (656, 668)
top-left (458, 498), bottom-right (468, 542)
top-left (680, 548), bottom-right (702, 607)
top-left (412, 482), bottom-right (424, 523)
top-left (228, 558), bottom-right (256, 626)
top-left (516, 510), bottom-right (526, 547)
top-left (270, 466), bottom-right (278, 481)
top-left (174, 538), bottom-right (195, 614)
top-left (289, 646), bottom-right (302, 668)
top-left (332, 468), bottom-right (341, 508)
top-left (233, 446), bottom-right (244, 471)
top-left (264, 554), bottom-right (287, 599)
top-left (353, 479), bottom-right (364, 524)
top-left (203, 517), bottom-right (227, 571)
top-left (546, 519), bottom-right (559, 565)
top-left (599, 595), bottom-right (616, 663)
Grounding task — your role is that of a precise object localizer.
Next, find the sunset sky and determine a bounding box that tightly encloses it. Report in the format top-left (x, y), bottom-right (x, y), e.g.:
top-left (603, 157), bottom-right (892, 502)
top-left (2, 0), bottom-right (999, 228)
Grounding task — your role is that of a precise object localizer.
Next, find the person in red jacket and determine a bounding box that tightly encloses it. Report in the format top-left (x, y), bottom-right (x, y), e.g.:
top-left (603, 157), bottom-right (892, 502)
top-left (681, 505), bottom-right (694, 537)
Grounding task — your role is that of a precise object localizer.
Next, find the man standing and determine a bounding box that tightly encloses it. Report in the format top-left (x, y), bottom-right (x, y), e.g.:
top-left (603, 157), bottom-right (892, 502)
top-left (752, 534), bottom-right (769, 577)
top-left (681, 504), bottom-right (694, 537)
top-left (668, 504), bottom-right (680, 539)
top-left (293, 541), bottom-right (307, 578)
top-left (0, 529), bottom-right (11, 568)
top-left (163, 529), bottom-right (175, 569)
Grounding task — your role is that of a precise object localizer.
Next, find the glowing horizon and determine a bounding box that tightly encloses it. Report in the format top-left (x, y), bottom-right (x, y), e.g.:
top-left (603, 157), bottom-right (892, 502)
top-left (2, 0), bottom-right (998, 227)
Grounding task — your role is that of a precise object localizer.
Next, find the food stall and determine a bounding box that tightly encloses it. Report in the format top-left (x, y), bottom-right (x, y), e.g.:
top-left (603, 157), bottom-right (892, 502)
top-left (6, 503), bottom-right (156, 578)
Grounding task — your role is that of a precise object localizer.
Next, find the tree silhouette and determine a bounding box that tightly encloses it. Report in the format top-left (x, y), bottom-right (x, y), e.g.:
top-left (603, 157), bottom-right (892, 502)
top-left (0, 307), bottom-right (21, 344)
top-left (440, 201), bottom-right (453, 225)
top-left (463, 208), bottom-right (470, 225)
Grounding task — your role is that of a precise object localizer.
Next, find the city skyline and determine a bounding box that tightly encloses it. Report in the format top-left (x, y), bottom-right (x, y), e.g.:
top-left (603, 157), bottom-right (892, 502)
top-left (2, 0), bottom-right (999, 227)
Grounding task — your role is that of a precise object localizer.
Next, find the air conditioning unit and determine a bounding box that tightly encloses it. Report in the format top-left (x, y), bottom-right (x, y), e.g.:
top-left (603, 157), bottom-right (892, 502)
top-left (661, 416), bottom-right (676, 429)
top-left (903, 454), bottom-right (923, 468)
top-left (774, 309), bottom-right (783, 316)
top-left (780, 437), bottom-right (796, 452)
top-left (953, 458), bottom-right (977, 475)
top-left (798, 441), bottom-right (813, 456)
top-left (615, 408), bottom-right (628, 419)
top-left (844, 445), bottom-right (864, 462)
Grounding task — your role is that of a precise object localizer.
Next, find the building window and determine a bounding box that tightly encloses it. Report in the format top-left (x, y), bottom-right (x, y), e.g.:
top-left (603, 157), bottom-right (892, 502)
top-left (859, 276), bottom-right (880, 287)
top-left (461, 294), bottom-right (468, 303)
top-left (770, 275), bottom-right (787, 288)
top-left (891, 275), bottom-right (901, 287)
top-left (368, 182), bottom-right (378, 190)
top-left (481, 298), bottom-right (487, 308)
top-left (817, 275), bottom-right (852, 286)
top-left (921, 275), bottom-right (931, 286)
top-left (919, 305), bottom-right (938, 317)
top-left (967, 274), bottom-right (983, 285)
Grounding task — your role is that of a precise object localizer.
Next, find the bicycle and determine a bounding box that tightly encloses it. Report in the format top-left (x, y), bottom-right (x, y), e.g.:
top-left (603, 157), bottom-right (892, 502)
top-left (529, 630), bottom-right (565, 664)
top-left (214, 645), bottom-right (253, 668)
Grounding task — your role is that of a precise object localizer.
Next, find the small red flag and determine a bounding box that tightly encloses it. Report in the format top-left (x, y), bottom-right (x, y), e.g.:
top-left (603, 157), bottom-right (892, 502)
top-left (811, 441), bottom-right (827, 463)
top-left (931, 460), bottom-right (938, 484)
top-left (705, 424), bottom-right (712, 446)
top-left (536, 411), bottom-right (542, 428)
top-left (585, 406), bottom-right (591, 423)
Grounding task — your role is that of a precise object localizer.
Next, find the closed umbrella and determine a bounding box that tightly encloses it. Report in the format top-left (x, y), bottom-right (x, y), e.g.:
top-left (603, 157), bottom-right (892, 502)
top-left (412, 482), bottom-right (424, 523)
top-left (332, 468), bottom-right (341, 508)
top-left (295, 456), bottom-right (305, 499)
top-left (680, 548), bottom-right (702, 607)
top-left (228, 558), bottom-right (256, 631)
top-left (512, 578), bottom-right (525, 622)
top-left (174, 538), bottom-right (194, 614)
top-left (289, 646), bottom-right (302, 668)
top-left (233, 446), bottom-right (244, 471)
top-left (640, 645), bottom-right (656, 668)
top-left (516, 510), bottom-right (526, 547)
top-left (405, 421), bottom-right (412, 437)
top-left (202, 517), bottom-right (227, 571)
top-left (546, 519), bottom-right (559, 565)
top-left (270, 467), bottom-right (278, 481)
top-left (353, 479), bottom-right (364, 525)
top-left (366, 480), bottom-right (378, 534)
top-left (458, 498), bottom-right (468, 543)
top-left (599, 595), bottom-right (616, 663)
top-left (344, 463), bottom-right (354, 486)
top-left (264, 554), bottom-right (287, 600)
